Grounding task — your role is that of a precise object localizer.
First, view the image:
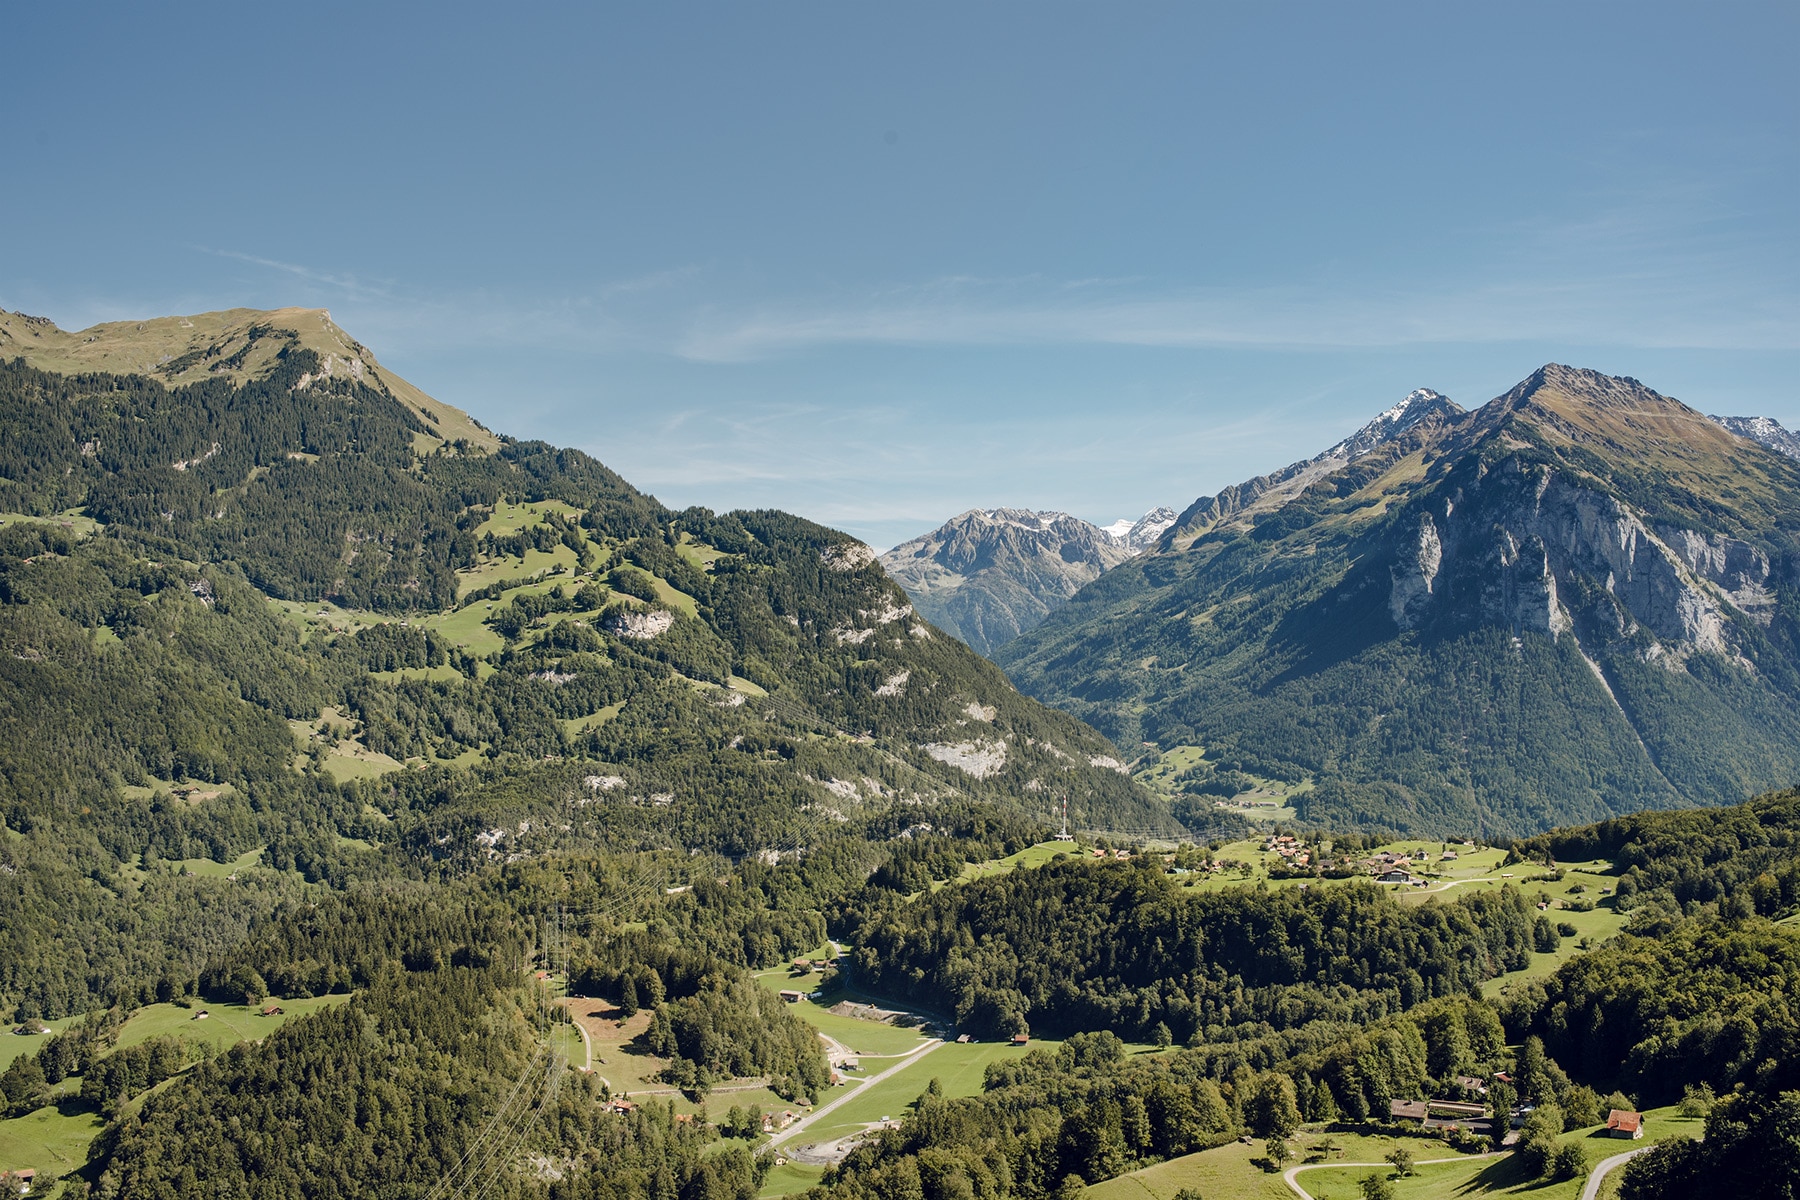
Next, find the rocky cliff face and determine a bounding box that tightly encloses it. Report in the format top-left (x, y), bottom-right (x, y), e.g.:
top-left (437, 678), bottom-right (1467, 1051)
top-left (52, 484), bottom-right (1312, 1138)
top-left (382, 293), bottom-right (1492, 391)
top-left (1383, 367), bottom-right (1789, 664)
top-left (881, 509), bottom-right (1134, 656)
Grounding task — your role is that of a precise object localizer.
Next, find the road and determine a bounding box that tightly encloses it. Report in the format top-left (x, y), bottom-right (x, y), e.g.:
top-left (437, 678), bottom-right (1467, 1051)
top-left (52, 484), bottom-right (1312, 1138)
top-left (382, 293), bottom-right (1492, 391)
top-left (1283, 1153), bottom-right (1500, 1199)
top-left (1580, 1144), bottom-right (1656, 1200)
top-left (764, 1036), bottom-right (944, 1151)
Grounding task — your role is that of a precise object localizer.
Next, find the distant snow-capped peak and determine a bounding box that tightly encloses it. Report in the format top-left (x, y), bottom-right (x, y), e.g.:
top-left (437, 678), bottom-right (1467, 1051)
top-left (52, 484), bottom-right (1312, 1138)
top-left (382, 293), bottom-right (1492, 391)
top-left (1102, 506), bottom-right (1178, 554)
top-left (1710, 414), bottom-right (1800, 459)
top-left (1325, 388), bottom-right (1457, 462)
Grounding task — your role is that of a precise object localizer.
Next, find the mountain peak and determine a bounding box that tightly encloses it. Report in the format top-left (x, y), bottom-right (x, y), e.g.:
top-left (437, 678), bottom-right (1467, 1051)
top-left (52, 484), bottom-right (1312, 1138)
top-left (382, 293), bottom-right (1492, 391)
top-left (881, 508), bottom-right (1135, 655)
top-left (0, 306), bottom-right (499, 453)
top-left (1325, 387), bottom-right (1463, 461)
top-left (1102, 507), bottom-right (1178, 553)
top-left (1162, 387), bottom-right (1465, 548)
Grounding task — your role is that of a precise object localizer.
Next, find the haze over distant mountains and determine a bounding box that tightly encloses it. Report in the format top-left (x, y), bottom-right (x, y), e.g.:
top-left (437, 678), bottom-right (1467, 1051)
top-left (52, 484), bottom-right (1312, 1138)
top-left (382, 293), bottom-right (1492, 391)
top-left (879, 506), bottom-right (1174, 656)
top-left (998, 365), bottom-right (1800, 838)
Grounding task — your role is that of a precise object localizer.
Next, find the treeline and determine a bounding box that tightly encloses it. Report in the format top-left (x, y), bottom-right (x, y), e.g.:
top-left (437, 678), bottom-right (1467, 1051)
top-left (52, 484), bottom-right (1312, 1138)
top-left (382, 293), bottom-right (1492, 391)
top-left (841, 857), bottom-right (1534, 1039)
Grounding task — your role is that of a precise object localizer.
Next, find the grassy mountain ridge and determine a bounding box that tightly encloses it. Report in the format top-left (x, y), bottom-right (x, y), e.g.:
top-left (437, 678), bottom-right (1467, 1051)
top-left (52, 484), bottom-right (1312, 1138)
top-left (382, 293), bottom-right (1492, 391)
top-left (0, 306), bottom-right (499, 452)
top-left (999, 365), bottom-right (1800, 838)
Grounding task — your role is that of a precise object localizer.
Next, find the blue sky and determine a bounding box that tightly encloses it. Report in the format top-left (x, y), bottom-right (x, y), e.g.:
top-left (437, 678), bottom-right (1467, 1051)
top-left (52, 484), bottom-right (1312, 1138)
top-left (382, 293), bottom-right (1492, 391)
top-left (3, 3), bottom-right (1795, 549)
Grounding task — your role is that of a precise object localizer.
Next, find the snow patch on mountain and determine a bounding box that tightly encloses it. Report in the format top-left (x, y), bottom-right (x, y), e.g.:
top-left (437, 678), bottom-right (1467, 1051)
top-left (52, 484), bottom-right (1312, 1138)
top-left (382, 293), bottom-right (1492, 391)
top-left (1710, 414), bottom-right (1800, 459)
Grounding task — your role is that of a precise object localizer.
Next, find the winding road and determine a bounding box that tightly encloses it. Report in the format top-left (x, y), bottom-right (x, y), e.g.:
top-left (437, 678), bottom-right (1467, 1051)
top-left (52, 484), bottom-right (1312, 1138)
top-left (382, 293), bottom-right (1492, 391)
top-left (1580, 1144), bottom-right (1655, 1200)
top-left (764, 1036), bottom-right (944, 1151)
top-left (1282, 1153), bottom-right (1500, 1199)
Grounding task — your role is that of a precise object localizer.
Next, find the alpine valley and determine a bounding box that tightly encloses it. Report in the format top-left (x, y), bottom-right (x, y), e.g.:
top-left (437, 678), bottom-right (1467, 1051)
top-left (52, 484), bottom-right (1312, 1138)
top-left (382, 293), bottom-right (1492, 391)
top-left (1, 313), bottom-right (1797, 1200)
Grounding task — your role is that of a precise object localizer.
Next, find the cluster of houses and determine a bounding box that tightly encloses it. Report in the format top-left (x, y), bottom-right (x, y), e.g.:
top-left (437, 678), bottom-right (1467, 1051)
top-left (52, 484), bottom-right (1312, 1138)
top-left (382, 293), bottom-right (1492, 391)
top-left (1364, 849), bottom-right (1439, 887)
top-left (1389, 1073), bottom-right (1644, 1141)
top-left (1262, 835), bottom-right (1312, 868)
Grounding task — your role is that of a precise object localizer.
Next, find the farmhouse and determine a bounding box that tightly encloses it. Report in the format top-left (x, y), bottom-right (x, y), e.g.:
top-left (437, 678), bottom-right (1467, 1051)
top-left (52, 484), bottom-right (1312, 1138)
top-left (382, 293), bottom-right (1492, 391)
top-left (1389, 1099), bottom-right (1429, 1121)
top-left (1, 1169), bottom-right (35, 1195)
top-left (778, 989), bottom-right (805, 1003)
top-left (1607, 1109), bottom-right (1644, 1139)
top-left (1011, 1033), bottom-right (1030, 1045)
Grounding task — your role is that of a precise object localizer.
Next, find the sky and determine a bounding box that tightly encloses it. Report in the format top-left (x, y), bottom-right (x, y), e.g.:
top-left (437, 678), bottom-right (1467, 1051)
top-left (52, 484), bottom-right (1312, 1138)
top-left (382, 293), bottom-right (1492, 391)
top-left (3, 2), bottom-right (1795, 550)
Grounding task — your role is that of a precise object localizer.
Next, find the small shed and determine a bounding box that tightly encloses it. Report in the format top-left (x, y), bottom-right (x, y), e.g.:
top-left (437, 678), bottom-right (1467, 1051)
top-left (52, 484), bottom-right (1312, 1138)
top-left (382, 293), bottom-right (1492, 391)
top-left (1606, 1109), bottom-right (1644, 1139)
top-left (1010, 1033), bottom-right (1030, 1045)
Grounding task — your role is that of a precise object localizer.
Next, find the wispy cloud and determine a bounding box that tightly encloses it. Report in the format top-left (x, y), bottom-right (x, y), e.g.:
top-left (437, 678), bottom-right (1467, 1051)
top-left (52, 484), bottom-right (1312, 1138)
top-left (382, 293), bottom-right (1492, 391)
top-left (193, 247), bottom-right (398, 303)
top-left (671, 274), bottom-right (1800, 362)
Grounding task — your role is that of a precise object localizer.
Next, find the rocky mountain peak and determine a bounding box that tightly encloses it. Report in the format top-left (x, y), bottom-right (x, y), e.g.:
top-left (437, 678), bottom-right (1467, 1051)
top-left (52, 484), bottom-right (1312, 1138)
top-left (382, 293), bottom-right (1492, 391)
top-left (1711, 414), bottom-right (1800, 459)
top-left (881, 509), bottom-right (1135, 656)
top-left (1162, 386), bottom-right (1465, 548)
top-left (1327, 387), bottom-right (1462, 461)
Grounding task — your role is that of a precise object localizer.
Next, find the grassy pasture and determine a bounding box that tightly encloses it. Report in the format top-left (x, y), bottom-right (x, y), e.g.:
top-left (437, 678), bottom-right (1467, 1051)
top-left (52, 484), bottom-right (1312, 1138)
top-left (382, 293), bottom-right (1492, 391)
top-left (0, 1104), bottom-right (104, 1180)
top-left (1087, 1131), bottom-right (1485, 1200)
top-left (1293, 1106), bottom-right (1699, 1199)
top-left (956, 839), bottom-right (1077, 883)
top-left (454, 545), bottom-right (582, 597)
top-left (473, 499), bottom-right (583, 539)
top-left (760, 1161), bottom-right (828, 1196)
top-left (1132, 743), bottom-right (1308, 822)
top-left (0, 510), bottom-right (102, 539)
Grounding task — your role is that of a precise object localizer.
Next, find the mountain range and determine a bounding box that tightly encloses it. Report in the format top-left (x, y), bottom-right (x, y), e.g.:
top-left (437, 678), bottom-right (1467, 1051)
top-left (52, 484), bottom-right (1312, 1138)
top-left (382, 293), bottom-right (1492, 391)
top-left (880, 507), bottom-right (1173, 655)
top-left (997, 365), bottom-right (1800, 838)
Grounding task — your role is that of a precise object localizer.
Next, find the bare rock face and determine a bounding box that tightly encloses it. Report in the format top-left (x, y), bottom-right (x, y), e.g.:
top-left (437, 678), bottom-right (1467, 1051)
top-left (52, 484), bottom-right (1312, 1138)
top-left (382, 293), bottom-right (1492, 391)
top-left (1388, 514), bottom-right (1443, 630)
top-left (1386, 441), bottom-right (1755, 659)
top-left (604, 608), bottom-right (675, 640)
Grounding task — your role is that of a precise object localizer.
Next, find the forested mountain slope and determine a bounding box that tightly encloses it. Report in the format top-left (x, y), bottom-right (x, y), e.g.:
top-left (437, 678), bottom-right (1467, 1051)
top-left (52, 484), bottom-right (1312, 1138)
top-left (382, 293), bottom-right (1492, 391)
top-left (0, 311), bottom-right (1184, 1020)
top-left (999, 366), bottom-right (1800, 837)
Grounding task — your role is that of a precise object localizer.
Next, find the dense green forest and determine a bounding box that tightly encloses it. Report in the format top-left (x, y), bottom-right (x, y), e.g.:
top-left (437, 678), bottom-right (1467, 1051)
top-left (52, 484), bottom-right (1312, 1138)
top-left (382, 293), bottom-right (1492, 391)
top-left (840, 859), bottom-right (1535, 1039)
top-left (806, 793), bottom-right (1800, 1200)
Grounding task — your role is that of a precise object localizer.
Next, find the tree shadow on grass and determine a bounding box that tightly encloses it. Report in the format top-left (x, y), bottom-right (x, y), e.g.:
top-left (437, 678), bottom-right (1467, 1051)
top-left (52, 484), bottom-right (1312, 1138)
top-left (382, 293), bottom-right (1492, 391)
top-left (1452, 1152), bottom-right (1554, 1195)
